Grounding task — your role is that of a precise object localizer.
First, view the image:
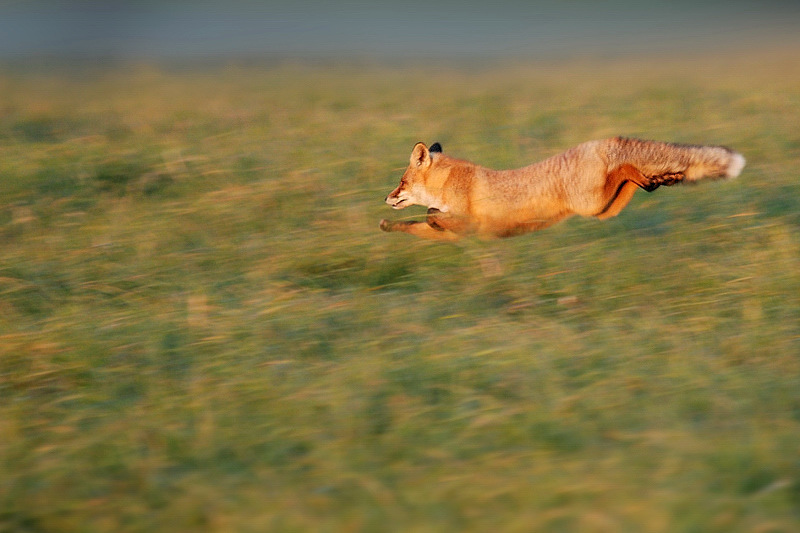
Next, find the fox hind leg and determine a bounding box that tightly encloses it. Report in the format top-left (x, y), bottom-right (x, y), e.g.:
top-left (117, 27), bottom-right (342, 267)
top-left (596, 181), bottom-right (638, 220)
top-left (597, 163), bottom-right (689, 220)
top-left (596, 164), bottom-right (642, 219)
top-left (643, 171), bottom-right (685, 191)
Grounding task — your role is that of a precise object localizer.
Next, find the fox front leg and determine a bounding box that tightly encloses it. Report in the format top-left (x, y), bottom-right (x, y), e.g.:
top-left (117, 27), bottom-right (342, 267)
top-left (379, 217), bottom-right (461, 242)
top-left (425, 208), bottom-right (473, 235)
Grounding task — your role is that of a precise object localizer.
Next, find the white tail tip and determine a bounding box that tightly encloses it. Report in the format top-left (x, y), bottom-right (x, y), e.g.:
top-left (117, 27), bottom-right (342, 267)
top-left (727, 152), bottom-right (746, 178)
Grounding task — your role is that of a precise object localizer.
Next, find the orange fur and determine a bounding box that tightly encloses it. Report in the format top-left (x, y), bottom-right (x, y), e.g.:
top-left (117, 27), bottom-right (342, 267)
top-left (381, 137), bottom-right (744, 241)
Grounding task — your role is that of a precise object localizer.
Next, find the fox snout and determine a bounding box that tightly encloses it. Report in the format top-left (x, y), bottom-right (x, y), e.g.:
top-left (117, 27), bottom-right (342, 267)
top-left (384, 194), bottom-right (405, 209)
top-left (385, 186), bottom-right (408, 209)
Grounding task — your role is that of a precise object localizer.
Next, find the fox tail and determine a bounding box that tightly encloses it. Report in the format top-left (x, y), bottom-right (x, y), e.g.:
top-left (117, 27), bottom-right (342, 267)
top-left (607, 137), bottom-right (745, 191)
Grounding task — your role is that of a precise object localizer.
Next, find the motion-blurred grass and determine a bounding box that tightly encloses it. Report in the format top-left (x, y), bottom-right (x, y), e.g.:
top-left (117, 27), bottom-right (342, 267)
top-left (1, 54), bottom-right (799, 532)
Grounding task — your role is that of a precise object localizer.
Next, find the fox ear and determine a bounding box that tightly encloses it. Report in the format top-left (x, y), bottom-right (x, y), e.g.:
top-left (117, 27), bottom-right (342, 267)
top-left (429, 142), bottom-right (442, 153)
top-left (410, 142), bottom-right (431, 168)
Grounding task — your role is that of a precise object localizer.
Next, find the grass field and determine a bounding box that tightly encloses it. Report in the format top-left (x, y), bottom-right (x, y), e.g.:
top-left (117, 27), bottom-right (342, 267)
top-left (1, 53), bottom-right (800, 532)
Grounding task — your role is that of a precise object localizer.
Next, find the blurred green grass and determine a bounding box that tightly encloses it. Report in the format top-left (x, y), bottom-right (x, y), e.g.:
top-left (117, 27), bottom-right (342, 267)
top-left (1, 55), bottom-right (800, 532)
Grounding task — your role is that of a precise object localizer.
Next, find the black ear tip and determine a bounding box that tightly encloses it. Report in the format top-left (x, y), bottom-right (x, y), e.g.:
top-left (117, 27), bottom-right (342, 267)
top-left (429, 142), bottom-right (442, 153)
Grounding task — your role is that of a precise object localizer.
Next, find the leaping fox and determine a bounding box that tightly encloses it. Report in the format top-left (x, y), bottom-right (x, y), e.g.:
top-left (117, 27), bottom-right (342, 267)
top-left (380, 137), bottom-right (745, 241)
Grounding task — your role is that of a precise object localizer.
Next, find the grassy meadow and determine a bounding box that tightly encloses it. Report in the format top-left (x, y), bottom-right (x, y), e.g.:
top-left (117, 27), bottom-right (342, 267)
top-left (1, 53), bottom-right (800, 531)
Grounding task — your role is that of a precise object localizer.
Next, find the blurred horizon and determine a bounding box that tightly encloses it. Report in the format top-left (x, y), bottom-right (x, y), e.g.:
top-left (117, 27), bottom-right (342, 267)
top-left (1, 1), bottom-right (799, 63)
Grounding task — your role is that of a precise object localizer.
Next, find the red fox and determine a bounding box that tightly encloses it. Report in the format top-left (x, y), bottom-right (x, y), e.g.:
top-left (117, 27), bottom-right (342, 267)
top-left (380, 137), bottom-right (745, 241)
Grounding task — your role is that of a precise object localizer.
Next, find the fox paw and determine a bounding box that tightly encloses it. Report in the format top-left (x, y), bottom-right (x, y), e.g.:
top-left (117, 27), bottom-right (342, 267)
top-left (379, 219), bottom-right (392, 232)
top-left (644, 171), bottom-right (685, 191)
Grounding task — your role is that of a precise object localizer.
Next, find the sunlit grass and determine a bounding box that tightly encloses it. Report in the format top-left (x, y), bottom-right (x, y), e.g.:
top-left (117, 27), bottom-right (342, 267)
top-left (1, 54), bottom-right (799, 531)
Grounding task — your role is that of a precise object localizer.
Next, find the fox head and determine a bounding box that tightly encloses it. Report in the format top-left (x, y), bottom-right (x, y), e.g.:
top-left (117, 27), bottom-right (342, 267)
top-left (385, 142), bottom-right (444, 210)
